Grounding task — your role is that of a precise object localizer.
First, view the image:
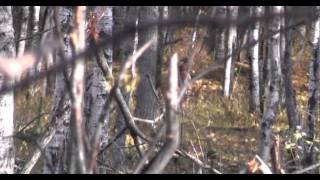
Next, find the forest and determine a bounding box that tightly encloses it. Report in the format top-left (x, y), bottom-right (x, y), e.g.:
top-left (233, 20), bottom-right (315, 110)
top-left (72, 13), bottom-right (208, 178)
top-left (0, 6), bottom-right (319, 174)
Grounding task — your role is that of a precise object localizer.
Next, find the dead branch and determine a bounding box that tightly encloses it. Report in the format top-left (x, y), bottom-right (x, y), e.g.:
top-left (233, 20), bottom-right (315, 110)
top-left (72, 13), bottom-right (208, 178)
top-left (175, 149), bottom-right (222, 174)
top-left (86, 36), bottom-right (157, 173)
top-left (140, 53), bottom-right (180, 174)
top-left (291, 161), bottom-right (320, 174)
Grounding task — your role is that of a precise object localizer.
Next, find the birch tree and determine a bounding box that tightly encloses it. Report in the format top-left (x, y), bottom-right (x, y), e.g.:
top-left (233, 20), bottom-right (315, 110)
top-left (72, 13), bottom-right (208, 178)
top-left (259, 6), bottom-right (281, 163)
top-left (248, 6), bottom-right (262, 113)
top-left (0, 6), bottom-right (16, 174)
top-left (223, 6), bottom-right (238, 97)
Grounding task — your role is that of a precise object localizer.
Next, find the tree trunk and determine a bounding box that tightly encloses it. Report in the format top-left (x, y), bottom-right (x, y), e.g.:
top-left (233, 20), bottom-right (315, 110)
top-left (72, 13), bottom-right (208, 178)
top-left (279, 6), bottom-right (286, 107)
top-left (85, 6), bottom-right (113, 174)
top-left (156, 6), bottom-right (168, 89)
top-left (110, 6), bottom-right (138, 173)
top-left (223, 6), bottom-right (238, 97)
top-left (261, 7), bottom-right (271, 114)
top-left (0, 6), bottom-right (15, 174)
top-left (304, 6), bottom-right (320, 170)
top-left (134, 6), bottom-right (159, 134)
top-left (248, 6), bottom-right (262, 113)
top-left (283, 6), bottom-right (300, 131)
top-left (259, 6), bottom-right (281, 163)
top-left (25, 6), bottom-right (40, 52)
top-left (68, 6), bottom-right (87, 174)
top-left (213, 6), bottom-right (227, 64)
top-left (18, 6), bottom-right (29, 57)
top-left (43, 6), bottom-right (73, 174)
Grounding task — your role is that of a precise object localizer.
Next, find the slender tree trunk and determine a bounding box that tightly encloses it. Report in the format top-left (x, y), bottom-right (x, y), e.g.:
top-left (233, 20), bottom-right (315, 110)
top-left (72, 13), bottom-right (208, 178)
top-left (109, 6), bottom-right (140, 174)
top-left (0, 6), bottom-right (15, 174)
top-left (259, 7), bottom-right (268, 113)
top-left (261, 7), bottom-right (275, 115)
top-left (304, 6), bottom-right (320, 170)
top-left (42, 56), bottom-right (71, 174)
top-left (85, 6), bottom-right (113, 174)
top-left (43, 6), bottom-right (73, 174)
top-left (38, 6), bottom-right (54, 97)
top-left (249, 6), bottom-right (262, 113)
top-left (279, 6), bottom-right (286, 106)
top-left (26, 6), bottom-right (40, 52)
top-left (223, 6), bottom-right (238, 97)
top-left (134, 6), bottom-right (159, 135)
top-left (283, 6), bottom-right (300, 131)
top-left (208, 6), bottom-right (226, 95)
top-left (156, 6), bottom-right (168, 89)
top-left (68, 6), bottom-right (87, 174)
top-left (18, 6), bottom-right (29, 57)
top-left (259, 6), bottom-right (281, 163)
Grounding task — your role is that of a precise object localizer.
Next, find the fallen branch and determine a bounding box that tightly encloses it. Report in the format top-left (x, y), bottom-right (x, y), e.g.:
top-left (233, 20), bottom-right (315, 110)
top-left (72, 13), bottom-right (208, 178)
top-left (291, 162), bottom-right (320, 174)
top-left (175, 149), bottom-right (222, 174)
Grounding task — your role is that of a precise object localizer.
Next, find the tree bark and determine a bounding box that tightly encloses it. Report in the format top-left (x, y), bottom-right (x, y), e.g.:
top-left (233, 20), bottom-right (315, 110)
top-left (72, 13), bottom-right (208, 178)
top-left (43, 6), bottom-right (73, 174)
top-left (110, 6), bottom-right (138, 173)
top-left (134, 6), bottom-right (159, 134)
top-left (304, 6), bottom-right (320, 170)
top-left (259, 6), bottom-right (281, 163)
top-left (214, 6), bottom-right (227, 64)
top-left (283, 6), bottom-right (300, 131)
top-left (248, 6), bottom-right (262, 113)
top-left (223, 6), bottom-right (238, 97)
top-left (0, 6), bottom-right (15, 174)
top-left (85, 6), bottom-right (113, 174)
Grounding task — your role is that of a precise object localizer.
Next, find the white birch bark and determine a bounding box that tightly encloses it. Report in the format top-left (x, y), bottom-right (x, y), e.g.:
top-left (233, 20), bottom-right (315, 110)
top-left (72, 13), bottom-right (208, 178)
top-left (249, 6), bottom-right (262, 113)
top-left (223, 6), bottom-right (238, 97)
top-left (259, 6), bottom-right (281, 162)
top-left (0, 6), bottom-right (15, 174)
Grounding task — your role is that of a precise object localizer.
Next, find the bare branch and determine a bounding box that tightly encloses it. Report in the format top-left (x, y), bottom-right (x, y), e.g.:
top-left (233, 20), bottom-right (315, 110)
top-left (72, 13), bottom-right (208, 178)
top-left (86, 33), bottom-right (157, 173)
top-left (141, 53), bottom-right (180, 174)
top-left (291, 161), bottom-right (320, 174)
top-left (175, 149), bottom-right (222, 174)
